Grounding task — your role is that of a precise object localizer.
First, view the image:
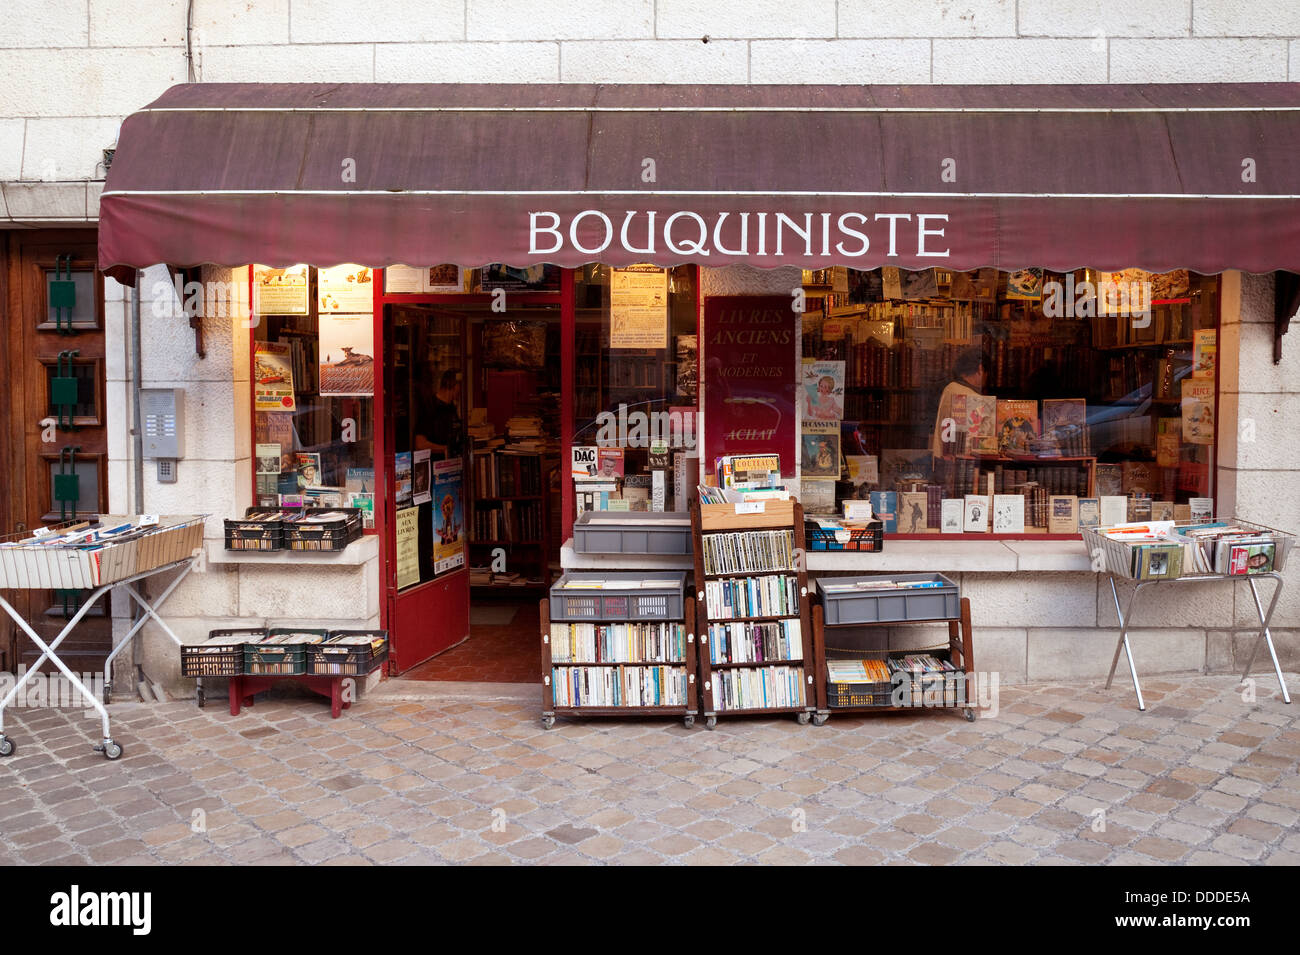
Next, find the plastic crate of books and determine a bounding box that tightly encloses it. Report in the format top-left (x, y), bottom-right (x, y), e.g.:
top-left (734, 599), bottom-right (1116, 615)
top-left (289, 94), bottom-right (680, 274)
top-left (818, 573), bottom-right (960, 625)
top-left (243, 628), bottom-right (329, 675)
top-left (224, 508), bottom-right (284, 552)
top-left (282, 508), bottom-right (364, 552)
top-left (548, 571), bottom-right (687, 622)
top-left (825, 658), bottom-right (893, 708)
top-left (180, 628), bottom-right (266, 678)
top-left (306, 630), bottom-right (389, 676)
top-left (572, 511), bottom-right (693, 556)
top-left (804, 519), bottom-right (883, 552)
top-left (886, 650), bottom-right (966, 708)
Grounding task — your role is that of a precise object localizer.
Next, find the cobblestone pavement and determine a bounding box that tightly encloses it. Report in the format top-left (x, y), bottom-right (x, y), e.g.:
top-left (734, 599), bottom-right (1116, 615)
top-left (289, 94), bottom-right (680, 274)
top-left (1, 674), bottom-right (1298, 866)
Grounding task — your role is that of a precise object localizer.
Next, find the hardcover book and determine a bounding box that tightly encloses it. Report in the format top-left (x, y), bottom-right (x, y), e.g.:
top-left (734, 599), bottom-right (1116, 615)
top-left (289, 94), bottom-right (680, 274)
top-left (870, 491), bottom-right (898, 534)
top-left (996, 400), bottom-right (1039, 455)
top-left (1048, 495), bottom-right (1079, 535)
top-left (1099, 495), bottom-right (1128, 528)
top-left (940, 499), bottom-right (964, 534)
top-left (992, 494), bottom-right (1025, 534)
top-left (963, 494), bottom-right (989, 533)
top-left (897, 492), bottom-right (929, 534)
top-left (965, 395), bottom-right (998, 454)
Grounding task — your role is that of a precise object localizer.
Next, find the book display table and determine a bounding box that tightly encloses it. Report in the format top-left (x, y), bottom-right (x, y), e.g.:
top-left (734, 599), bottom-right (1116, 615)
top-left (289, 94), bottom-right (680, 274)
top-left (1085, 520), bottom-right (1294, 711)
top-left (0, 515), bottom-right (205, 760)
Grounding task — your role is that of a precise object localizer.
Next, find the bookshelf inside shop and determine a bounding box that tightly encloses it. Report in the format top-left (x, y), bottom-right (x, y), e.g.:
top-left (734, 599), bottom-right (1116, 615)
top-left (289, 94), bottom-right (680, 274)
top-left (468, 449), bottom-right (556, 591)
top-left (810, 581), bottom-right (976, 725)
top-left (540, 574), bottom-right (697, 729)
top-left (691, 499), bottom-right (814, 729)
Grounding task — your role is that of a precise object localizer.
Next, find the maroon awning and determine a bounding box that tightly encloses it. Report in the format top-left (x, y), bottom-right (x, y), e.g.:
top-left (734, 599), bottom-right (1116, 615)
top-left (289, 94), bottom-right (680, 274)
top-left (100, 83), bottom-right (1300, 275)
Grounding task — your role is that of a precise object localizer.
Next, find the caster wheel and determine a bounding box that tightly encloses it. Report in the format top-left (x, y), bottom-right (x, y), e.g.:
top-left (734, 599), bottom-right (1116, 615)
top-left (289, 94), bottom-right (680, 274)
top-left (813, 713), bottom-right (829, 726)
top-left (541, 716), bottom-right (555, 730)
top-left (683, 715), bottom-right (695, 729)
top-left (0, 737), bottom-right (13, 757)
top-left (103, 683), bottom-right (112, 705)
top-left (196, 687), bottom-right (206, 709)
top-left (705, 716), bottom-right (717, 730)
top-left (964, 709), bottom-right (976, 722)
top-left (796, 711), bottom-right (811, 725)
top-left (102, 741), bottom-right (123, 761)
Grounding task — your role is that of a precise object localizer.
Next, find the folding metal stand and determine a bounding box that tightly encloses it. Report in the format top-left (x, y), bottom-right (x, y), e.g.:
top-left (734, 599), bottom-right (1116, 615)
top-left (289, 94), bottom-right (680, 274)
top-left (0, 556), bottom-right (197, 760)
top-left (1104, 572), bottom-right (1289, 711)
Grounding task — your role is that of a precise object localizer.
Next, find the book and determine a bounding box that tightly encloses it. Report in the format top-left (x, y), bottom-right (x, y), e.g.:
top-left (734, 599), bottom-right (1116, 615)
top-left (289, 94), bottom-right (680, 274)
top-left (1122, 461), bottom-right (1154, 495)
top-left (940, 499), bottom-right (964, 533)
top-left (1189, 497), bottom-right (1214, 521)
top-left (1151, 500), bottom-right (1175, 522)
top-left (718, 454), bottom-right (781, 489)
top-left (1041, 399), bottom-right (1088, 456)
top-left (1227, 541), bottom-right (1275, 575)
top-left (996, 399), bottom-right (1039, 455)
top-left (963, 494), bottom-right (989, 533)
top-left (1099, 495), bottom-right (1128, 528)
top-left (1181, 379), bottom-right (1215, 445)
top-left (965, 395), bottom-right (998, 454)
top-left (897, 492), bottom-right (929, 533)
top-left (992, 494), bottom-right (1025, 534)
top-left (801, 422), bottom-right (841, 479)
top-left (1048, 495), bottom-right (1078, 534)
top-left (596, 447), bottom-right (625, 479)
top-left (1156, 418), bottom-right (1181, 468)
top-left (1137, 543), bottom-right (1183, 581)
top-left (1095, 464), bottom-right (1123, 497)
top-left (1192, 328), bottom-right (1216, 378)
top-left (870, 491), bottom-right (898, 534)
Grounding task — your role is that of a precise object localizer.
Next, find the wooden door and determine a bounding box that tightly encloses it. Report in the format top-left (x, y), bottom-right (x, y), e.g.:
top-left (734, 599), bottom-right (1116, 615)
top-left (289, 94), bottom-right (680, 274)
top-left (0, 230), bottom-right (112, 676)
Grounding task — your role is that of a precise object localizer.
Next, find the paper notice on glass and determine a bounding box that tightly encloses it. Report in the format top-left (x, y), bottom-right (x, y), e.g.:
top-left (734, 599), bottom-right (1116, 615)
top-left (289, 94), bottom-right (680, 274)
top-left (253, 342), bottom-right (296, 412)
top-left (610, 264), bottom-right (668, 349)
top-left (318, 264), bottom-right (375, 313)
top-left (396, 506), bottom-right (420, 590)
top-left (412, 449), bottom-right (432, 506)
top-left (254, 265), bottom-right (309, 316)
top-left (318, 312), bottom-right (375, 396)
top-left (384, 266), bottom-right (425, 294)
top-left (432, 459), bottom-right (465, 575)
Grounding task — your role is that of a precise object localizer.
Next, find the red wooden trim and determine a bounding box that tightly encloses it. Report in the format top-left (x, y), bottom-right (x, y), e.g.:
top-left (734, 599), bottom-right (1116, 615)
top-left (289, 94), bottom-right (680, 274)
top-left (561, 268), bottom-right (576, 540)
top-left (248, 266), bottom-right (257, 507)
top-left (374, 268), bottom-right (390, 635)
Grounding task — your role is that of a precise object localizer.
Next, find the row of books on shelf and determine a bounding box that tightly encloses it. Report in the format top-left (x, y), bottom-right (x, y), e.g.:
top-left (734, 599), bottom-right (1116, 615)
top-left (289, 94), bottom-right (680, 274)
top-left (550, 665), bottom-right (688, 708)
top-left (700, 529), bottom-right (795, 575)
top-left (469, 567), bottom-right (542, 587)
top-left (703, 575), bottom-right (801, 620)
top-left (471, 500), bottom-right (543, 543)
top-left (548, 622), bottom-right (686, 664)
top-left (713, 666), bottom-right (806, 712)
top-left (472, 449), bottom-right (543, 497)
top-left (707, 619), bottom-right (803, 666)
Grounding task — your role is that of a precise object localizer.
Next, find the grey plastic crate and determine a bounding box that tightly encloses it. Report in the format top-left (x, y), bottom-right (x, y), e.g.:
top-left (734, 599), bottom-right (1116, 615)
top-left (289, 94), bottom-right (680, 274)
top-left (549, 571), bottom-right (687, 622)
top-left (572, 512), bottom-right (693, 556)
top-left (818, 573), bottom-right (960, 625)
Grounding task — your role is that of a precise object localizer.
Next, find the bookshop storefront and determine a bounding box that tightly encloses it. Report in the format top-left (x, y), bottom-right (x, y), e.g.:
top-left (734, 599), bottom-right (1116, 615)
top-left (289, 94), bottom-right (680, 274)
top-left (100, 83), bottom-right (1300, 686)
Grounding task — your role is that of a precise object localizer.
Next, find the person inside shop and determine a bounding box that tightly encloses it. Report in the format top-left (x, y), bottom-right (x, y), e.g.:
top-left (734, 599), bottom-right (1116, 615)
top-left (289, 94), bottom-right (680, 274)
top-left (415, 370), bottom-right (464, 460)
top-left (931, 347), bottom-right (988, 457)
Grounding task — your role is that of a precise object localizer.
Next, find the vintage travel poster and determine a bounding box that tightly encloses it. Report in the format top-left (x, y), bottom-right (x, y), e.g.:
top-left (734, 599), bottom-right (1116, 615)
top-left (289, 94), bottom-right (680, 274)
top-left (253, 341), bottom-right (296, 412)
top-left (703, 296), bottom-right (798, 476)
top-left (318, 312), bottom-right (375, 396)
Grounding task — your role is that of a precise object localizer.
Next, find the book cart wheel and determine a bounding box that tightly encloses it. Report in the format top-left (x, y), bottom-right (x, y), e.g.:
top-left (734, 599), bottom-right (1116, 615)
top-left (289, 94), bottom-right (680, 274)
top-left (705, 716), bottom-right (716, 730)
top-left (813, 713), bottom-right (829, 727)
top-left (0, 736), bottom-right (13, 757)
top-left (196, 684), bottom-right (206, 709)
top-left (964, 708), bottom-right (976, 722)
top-left (97, 740), bottom-right (123, 760)
top-left (102, 682), bottom-right (112, 704)
top-left (683, 715), bottom-right (695, 728)
top-left (541, 715), bottom-right (555, 730)
top-left (797, 711), bottom-right (811, 725)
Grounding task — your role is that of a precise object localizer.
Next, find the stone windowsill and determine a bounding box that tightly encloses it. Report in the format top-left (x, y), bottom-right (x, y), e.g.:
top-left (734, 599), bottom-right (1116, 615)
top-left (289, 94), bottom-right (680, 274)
top-left (560, 537), bottom-right (1093, 573)
top-left (205, 534), bottom-right (379, 566)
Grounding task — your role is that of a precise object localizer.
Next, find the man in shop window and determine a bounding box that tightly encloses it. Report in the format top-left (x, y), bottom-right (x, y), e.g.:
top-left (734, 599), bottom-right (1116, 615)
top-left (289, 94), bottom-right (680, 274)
top-left (416, 370), bottom-right (464, 460)
top-left (931, 348), bottom-right (988, 458)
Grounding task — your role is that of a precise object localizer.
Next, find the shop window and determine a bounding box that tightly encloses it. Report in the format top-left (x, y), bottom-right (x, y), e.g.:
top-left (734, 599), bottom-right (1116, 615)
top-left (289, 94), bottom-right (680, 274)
top-left (571, 265), bottom-right (699, 514)
top-left (799, 268), bottom-right (1219, 535)
top-left (250, 265), bottom-right (376, 527)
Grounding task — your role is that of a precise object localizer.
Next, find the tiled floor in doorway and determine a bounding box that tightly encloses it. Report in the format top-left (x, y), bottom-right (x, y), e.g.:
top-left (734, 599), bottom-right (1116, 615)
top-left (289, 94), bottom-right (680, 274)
top-left (400, 598), bottom-right (540, 684)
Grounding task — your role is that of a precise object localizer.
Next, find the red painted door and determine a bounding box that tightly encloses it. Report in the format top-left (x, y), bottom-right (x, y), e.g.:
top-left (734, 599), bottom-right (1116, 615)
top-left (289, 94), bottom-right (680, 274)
top-left (381, 303), bottom-right (470, 671)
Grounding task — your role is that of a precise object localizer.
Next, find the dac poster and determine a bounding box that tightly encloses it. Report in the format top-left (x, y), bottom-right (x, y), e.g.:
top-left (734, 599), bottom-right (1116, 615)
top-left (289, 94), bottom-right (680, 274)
top-left (703, 296), bottom-right (798, 477)
top-left (431, 459), bottom-right (465, 576)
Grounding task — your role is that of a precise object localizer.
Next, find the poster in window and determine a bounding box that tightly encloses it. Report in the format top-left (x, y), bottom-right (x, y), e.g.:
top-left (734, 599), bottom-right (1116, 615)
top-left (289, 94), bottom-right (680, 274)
top-left (1192, 329), bottom-right (1217, 378)
top-left (610, 265), bottom-right (668, 349)
top-left (254, 265), bottom-right (309, 316)
top-left (384, 266), bottom-right (425, 294)
top-left (1181, 379), bottom-right (1215, 445)
top-left (318, 312), bottom-right (375, 396)
top-left (396, 506), bottom-right (420, 590)
top-left (318, 265), bottom-right (374, 313)
top-left (800, 360), bottom-right (845, 423)
top-left (255, 443), bottom-right (282, 476)
top-left (676, 335), bottom-right (698, 397)
top-left (800, 421), bottom-right (841, 479)
top-left (703, 296), bottom-right (798, 476)
top-left (426, 265), bottom-right (463, 293)
top-left (412, 449), bottom-right (432, 506)
top-left (481, 264), bottom-right (560, 292)
top-left (253, 342), bottom-right (296, 412)
top-left (1004, 268), bottom-right (1044, 301)
top-left (432, 459), bottom-right (465, 576)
